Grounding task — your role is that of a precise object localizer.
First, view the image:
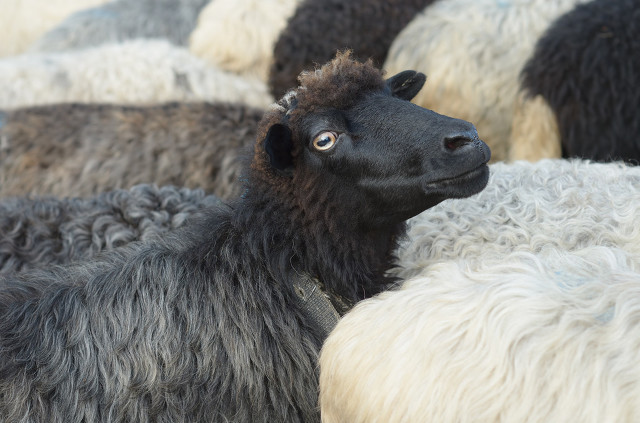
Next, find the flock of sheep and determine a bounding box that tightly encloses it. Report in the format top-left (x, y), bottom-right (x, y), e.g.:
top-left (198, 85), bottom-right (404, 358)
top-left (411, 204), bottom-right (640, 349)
top-left (1, 0), bottom-right (639, 421)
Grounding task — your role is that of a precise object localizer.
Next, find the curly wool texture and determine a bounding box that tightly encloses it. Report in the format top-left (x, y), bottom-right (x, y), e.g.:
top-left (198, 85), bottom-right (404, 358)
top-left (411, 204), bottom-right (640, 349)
top-left (517, 0), bottom-right (640, 163)
top-left (320, 247), bottom-right (640, 423)
top-left (394, 159), bottom-right (640, 280)
top-left (0, 0), bottom-right (109, 57)
top-left (0, 39), bottom-right (273, 109)
top-left (0, 184), bottom-right (219, 275)
top-left (268, 0), bottom-right (435, 98)
top-left (29, 0), bottom-right (209, 52)
top-left (383, 0), bottom-right (589, 162)
top-left (0, 101), bottom-right (262, 199)
top-left (189, 0), bottom-right (302, 82)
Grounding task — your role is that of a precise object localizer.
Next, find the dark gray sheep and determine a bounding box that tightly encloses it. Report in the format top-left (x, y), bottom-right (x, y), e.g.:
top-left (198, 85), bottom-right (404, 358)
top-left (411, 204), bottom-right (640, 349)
top-left (0, 52), bottom-right (490, 422)
top-left (268, 0), bottom-right (436, 98)
top-left (0, 101), bottom-right (263, 200)
top-left (517, 0), bottom-right (640, 163)
top-left (29, 0), bottom-right (209, 52)
top-left (0, 184), bottom-right (219, 276)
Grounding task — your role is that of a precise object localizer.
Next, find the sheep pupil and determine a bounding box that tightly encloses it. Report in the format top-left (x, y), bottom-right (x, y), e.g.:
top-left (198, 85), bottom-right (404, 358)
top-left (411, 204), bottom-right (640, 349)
top-left (318, 137), bottom-right (331, 146)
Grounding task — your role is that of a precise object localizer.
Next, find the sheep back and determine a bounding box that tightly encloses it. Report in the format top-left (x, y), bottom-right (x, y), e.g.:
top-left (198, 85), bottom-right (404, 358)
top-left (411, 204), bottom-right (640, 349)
top-left (29, 0), bottom-right (209, 52)
top-left (0, 184), bottom-right (219, 275)
top-left (517, 0), bottom-right (640, 163)
top-left (0, 40), bottom-right (273, 109)
top-left (320, 247), bottom-right (640, 422)
top-left (268, 0), bottom-right (435, 98)
top-left (0, 101), bottom-right (261, 199)
top-left (189, 0), bottom-right (302, 82)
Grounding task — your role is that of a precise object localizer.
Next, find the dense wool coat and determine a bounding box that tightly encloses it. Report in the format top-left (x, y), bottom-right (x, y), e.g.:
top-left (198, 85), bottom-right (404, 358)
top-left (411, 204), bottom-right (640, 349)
top-left (268, 0), bottom-right (435, 98)
top-left (516, 0), bottom-right (640, 163)
top-left (0, 101), bottom-right (262, 199)
top-left (0, 184), bottom-right (219, 275)
top-left (30, 0), bottom-right (209, 52)
top-left (320, 247), bottom-right (640, 423)
top-left (189, 0), bottom-right (302, 82)
top-left (0, 40), bottom-right (272, 110)
top-left (395, 159), bottom-right (640, 280)
top-left (0, 53), bottom-right (490, 422)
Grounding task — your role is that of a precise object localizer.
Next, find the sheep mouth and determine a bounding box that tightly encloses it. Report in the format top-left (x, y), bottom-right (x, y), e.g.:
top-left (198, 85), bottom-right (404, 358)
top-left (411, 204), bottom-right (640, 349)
top-left (422, 163), bottom-right (489, 191)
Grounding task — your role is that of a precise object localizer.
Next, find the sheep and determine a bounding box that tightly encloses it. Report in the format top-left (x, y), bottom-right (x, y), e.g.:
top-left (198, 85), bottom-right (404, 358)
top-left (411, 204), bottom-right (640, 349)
top-left (394, 159), bottom-right (640, 281)
top-left (513, 0), bottom-right (640, 163)
top-left (268, 0), bottom-right (436, 99)
top-left (0, 184), bottom-right (220, 276)
top-left (0, 39), bottom-right (273, 109)
top-left (319, 246), bottom-right (640, 423)
top-left (189, 0), bottom-right (302, 82)
top-left (0, 0), bottom-right (109, 58)
top-left (29, 0), bottom-right (210, 53)
top-left (0, 101), bottom-right (263, 200)
top-left (383, 0), bottom-right (590, 162)
top-left (0, 52), bottom-right (491, 422)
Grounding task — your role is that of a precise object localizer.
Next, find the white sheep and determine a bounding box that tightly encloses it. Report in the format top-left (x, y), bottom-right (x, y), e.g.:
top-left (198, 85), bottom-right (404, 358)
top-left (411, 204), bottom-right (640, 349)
top-left (383, 0), bottom-right (589, 162)
top-left (0, 39), bottom-right (273, 109)
top-left (189, 0), bottom-right (302, 82)
top-left (394, 159), bottom-right (640, 281)
top-left (320, 246), bottom-right (640, 422)
top-left (0, 0), bottom-right (109, 57)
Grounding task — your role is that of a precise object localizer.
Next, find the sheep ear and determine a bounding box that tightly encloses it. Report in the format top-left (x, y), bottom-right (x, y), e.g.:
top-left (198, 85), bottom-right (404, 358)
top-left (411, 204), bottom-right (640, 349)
top-left (264, 123), bottom-right (294, 175)
top-left (386, 70), bottom-right (426, 101)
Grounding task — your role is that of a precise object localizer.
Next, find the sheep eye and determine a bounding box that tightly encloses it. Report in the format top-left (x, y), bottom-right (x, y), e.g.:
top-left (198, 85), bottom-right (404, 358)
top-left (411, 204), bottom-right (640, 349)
top-left (312, 132), bottom-right (338, 151)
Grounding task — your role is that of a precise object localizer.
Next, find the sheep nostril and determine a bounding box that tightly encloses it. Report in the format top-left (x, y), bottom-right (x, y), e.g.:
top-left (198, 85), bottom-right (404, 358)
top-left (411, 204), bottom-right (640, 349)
top-left (444, 135), bottom-right (472, 151)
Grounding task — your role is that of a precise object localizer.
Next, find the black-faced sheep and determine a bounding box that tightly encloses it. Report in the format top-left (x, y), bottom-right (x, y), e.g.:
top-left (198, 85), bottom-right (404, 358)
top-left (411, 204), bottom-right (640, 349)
top-left (189, 0), bottom-right (302, 82)
top-left (0, 40), bottom-right (272, 109)
top-left (0, 184), bottom-right (219, 276)
top-left (0, 101), bottom-right (262, 200)
top-left (0, 53), bottom-right (490, 422)
top-left (29, 0), bottom-right (209, 52)
top-left (383, 0), bottom-right (589, 162)
top-left (268, 0), bottom-right (436, 98)
top-left (514, 0), bottom-right (640, 163)
top-left (320, 246), bottom-right (640, 422)
top-left (0, 0), bottom-right (109, 57)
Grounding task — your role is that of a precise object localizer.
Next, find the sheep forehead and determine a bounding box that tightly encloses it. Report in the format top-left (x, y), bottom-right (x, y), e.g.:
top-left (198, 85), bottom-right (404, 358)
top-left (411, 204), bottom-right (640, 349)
top-left (277, 52), bottom-right (386, 117)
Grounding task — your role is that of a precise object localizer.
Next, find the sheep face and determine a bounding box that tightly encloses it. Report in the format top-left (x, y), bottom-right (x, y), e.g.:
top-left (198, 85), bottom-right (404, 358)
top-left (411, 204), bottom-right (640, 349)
top-left (262, 68), bottom-right (491, 227)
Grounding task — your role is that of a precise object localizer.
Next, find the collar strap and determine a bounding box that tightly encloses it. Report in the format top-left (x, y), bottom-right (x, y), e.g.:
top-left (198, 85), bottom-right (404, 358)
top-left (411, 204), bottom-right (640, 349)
top-left (291, 273), bottom-right (354, 340)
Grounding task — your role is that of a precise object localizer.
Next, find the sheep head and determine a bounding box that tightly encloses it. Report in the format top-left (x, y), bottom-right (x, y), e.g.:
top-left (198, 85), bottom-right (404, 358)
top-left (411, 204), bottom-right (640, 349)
top-left (252, 51), bottom-right (491, 228)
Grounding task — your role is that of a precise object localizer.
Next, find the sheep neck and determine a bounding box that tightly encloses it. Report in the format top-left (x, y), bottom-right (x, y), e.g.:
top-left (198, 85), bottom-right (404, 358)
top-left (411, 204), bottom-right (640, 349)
top-left (235, 183), bottom-right (405, 305)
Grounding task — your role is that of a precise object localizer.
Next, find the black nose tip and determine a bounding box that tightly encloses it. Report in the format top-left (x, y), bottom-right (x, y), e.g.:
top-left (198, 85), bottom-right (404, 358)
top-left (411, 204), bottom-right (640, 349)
top-left (443, 129), bottom-right (478, 151)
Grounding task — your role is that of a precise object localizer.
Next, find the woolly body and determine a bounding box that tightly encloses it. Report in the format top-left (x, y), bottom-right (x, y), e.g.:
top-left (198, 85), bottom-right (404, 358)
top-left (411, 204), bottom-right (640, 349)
top-left (30, 0), bottom-right (209, 52)
top-left (0, 184), bottom-right (219, 275)
top-left (0, 101), bottom-right (262, 199)
top-left (0, 40), bottom-right (272, 109)
top-left (189, 0), bottom-right (301, 82)
top-left (320, 247), bottom-right (640, 422)
top-left (395, 159), bottom-right (640, 280)
top-left (384, 0), bottom-right (589, 162)
top-left (268, 0), bottom-right (435, 98)
top-left (516, 0), bottom-right (640, 163)
top-left (0, 53), bottom-right (490, 422)
top-left (0, 0), bottom-right (109, 57)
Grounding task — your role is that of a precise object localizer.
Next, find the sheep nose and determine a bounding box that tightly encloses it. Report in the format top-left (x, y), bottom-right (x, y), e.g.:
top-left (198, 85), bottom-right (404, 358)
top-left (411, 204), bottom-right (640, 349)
top-left (443, 129), bottom-right (478, 151)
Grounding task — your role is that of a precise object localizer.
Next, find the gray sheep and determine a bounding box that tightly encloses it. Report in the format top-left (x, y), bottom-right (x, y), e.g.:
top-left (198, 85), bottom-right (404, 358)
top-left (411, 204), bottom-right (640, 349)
top-left (30, 0), bottom-right (209, 52)
top-left (0, 184), bottom-right (219, 276)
